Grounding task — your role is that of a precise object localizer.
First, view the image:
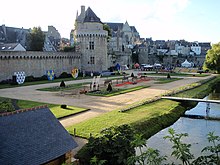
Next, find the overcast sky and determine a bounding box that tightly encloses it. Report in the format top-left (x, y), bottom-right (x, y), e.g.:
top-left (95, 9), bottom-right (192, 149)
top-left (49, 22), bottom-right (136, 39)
top-left (1, 0), bottom-right (219, 44)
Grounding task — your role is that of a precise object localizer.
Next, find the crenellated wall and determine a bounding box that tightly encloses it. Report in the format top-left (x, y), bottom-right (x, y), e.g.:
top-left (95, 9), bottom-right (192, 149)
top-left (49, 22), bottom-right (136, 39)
top-left (0, 51), bottom-right (81, 81)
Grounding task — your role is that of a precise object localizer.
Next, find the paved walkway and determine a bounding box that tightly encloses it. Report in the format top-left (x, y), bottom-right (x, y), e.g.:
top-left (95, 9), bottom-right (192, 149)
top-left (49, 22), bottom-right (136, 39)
top-left (0, 72), bottom-right (214, 128)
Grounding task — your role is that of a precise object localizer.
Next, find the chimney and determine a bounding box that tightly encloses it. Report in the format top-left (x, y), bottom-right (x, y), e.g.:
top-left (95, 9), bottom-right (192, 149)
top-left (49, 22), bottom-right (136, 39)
top-left (81, 5), bottom-right (85, 18)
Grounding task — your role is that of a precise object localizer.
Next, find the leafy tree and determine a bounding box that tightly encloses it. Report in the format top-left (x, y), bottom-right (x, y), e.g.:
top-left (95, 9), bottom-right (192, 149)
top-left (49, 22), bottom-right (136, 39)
top-left (75, 125), bottom-right (136, 165)
top-left (28, 27), bottom-right (45, 51)
top-left (90, 156), bottom-right (107, 165)
top-left (203, 42), bottom-right (220, 73)
top-left (103, 24), bottom-right (111, 42)
top-left (62, 46), bottom-right (75, 52)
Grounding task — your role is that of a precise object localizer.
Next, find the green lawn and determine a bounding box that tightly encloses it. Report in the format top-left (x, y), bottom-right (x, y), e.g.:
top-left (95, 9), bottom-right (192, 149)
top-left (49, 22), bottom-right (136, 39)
top-left (145, 72), bottom-right (210, 77)
top-left (67, 100), bottom-right (179, 138)
top-left (154, 78), bottom-right (182, 84)
top-left (37, 82), bottom-right (90, 92)
top-left (0, 77), bottom-right (77, 89)
top-left (86, 86), bottom-right (149, 97)
top-left (17, 99), bottom-right (88, 119)
top-left (66, 76), bottom-right (220, 138)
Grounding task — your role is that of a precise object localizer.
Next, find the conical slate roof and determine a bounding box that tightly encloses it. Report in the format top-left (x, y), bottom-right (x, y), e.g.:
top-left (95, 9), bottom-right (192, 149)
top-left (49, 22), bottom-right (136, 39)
top-left (84, 7), bottom-right (102, 23)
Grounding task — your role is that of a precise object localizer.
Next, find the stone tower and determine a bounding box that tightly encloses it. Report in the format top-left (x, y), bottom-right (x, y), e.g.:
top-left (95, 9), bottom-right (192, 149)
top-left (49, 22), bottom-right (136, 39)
top-left (73, 6), bottom-right (108, 72)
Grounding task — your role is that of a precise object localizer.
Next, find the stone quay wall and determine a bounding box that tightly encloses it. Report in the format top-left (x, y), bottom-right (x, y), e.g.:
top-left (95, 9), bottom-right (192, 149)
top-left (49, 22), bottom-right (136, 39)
top-left (0, 51), bottom-right (81, 81)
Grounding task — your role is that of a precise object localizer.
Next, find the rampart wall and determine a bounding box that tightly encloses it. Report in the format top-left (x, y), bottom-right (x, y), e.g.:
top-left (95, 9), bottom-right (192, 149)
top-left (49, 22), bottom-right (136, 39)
top-left (0, 51), bottom-right (81, 81)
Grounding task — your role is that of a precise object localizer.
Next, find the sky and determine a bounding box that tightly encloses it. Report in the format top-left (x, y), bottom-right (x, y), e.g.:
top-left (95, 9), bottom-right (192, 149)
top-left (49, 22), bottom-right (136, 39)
top-left (1, 0), bottom-right (220, 44)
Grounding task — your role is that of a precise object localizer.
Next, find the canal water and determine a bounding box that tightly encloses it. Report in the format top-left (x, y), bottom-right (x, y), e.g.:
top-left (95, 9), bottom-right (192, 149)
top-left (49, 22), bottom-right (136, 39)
top-left (145, 89), bottom-right (220, 163)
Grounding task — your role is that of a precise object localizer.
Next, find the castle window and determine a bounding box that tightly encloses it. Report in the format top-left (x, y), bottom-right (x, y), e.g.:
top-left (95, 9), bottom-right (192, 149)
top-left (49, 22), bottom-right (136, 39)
top-left (89, 41), bottom-right (94, 50)
top-left (90, 57), bottom-right (95, 64)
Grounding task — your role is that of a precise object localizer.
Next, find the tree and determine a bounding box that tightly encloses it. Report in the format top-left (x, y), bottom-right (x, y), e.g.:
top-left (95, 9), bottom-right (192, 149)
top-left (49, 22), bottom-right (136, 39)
top-left (103, 24), bottom-right (111, 42)
top-left (203, 42), bottom-right (220, 73)
top-left (28, 27), bottom-right (45, 51)
top-left (75, 125), bottom-right (136, 165)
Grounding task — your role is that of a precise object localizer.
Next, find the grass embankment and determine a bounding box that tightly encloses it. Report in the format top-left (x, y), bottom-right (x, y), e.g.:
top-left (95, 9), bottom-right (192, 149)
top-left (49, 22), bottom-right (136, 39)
top-left (17, 100), bottom-right (88, 119)
top-left (67, 76), bottom-right (220, 139)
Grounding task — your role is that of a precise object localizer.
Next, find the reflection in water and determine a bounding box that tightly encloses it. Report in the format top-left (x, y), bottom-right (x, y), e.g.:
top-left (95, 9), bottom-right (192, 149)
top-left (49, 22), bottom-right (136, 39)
top-left (147, 118), bottom-right (220, 163)
top-left (144, 90), bottom-right (220, 163)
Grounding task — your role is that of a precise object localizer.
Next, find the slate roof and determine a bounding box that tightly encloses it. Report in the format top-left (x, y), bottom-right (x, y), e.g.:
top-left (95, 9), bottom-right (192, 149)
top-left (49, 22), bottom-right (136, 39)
top-left (84, 7), bottom-right (102, 23)
top-left (0, 43), bottom-right (21, 51)
top-left (130, 26), bottom-right (138, 33)
top-left (0, 106), bottom-right (78, 165)
top-left (0, 26), bottom-right (6, 42)
top-left (105, 23), bottom-right (124, 31)
top-left (0, 25), bottom-right (30, 47)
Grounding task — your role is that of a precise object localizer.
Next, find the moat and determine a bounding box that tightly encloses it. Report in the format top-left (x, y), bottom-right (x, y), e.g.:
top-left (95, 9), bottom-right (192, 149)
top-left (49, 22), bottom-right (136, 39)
top-left (146, 87), bottom-right (220, 163)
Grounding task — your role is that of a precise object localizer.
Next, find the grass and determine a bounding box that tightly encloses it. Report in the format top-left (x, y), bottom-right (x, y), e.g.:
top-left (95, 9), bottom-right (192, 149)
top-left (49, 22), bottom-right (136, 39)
top-left (0, 77), bottom-right (77, 89)
top-left (67, 100), bottom-right (179, 138)
top-left (86, 86), bottom-right (150, 97)
top-left (17, 99), bottom-right (88, 119)
top-left (37, 82), bottom-right (90, 92)
top-left (155, 78), bottom-right (182, 84)
top-left (144, 72), bottom-right (210, 77)
top-left (66, 76), bottom-right (220, 138)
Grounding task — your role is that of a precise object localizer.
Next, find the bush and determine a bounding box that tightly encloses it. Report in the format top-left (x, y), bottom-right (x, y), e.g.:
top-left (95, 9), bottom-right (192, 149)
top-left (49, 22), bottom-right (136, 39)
top-left (59, 72), bottom-right (72, 78)
top-left (61, 104), bottom-right (67, 109)
top-left (0, 98), bottom-right (15, 113)
top-left (25, 75), bottom-right (35, 82)
top-left (75, 125), bottom-right (136, 165)
top-left (106, 83), bottom-right (112, 92)
top-left (60, 80), bottom-right (66, 88)
top-left (63, 46), bottom-right (75, 52)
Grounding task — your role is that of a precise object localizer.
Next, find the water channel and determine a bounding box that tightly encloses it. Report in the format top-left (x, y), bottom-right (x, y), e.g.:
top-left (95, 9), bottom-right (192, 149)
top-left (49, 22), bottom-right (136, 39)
top-left (146, 87), bottom-right (220, 163)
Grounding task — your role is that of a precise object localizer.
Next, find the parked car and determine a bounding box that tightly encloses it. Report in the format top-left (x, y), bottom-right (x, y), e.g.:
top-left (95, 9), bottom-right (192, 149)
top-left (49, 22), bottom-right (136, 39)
top-left (141, 64), bottom-right (153, 71)
top-left (100, 70), bottom-right (115, 76)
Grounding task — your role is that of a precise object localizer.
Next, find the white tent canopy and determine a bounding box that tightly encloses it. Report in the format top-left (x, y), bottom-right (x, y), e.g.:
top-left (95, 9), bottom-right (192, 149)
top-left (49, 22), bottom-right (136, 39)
top-left (181, 59), bottom-right (192, 68)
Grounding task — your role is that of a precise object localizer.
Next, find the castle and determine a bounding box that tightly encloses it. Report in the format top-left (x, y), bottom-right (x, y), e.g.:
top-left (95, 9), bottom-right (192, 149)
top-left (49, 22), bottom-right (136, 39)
top-left (72, 6), bottom-right (108, 72)
top-left (0, 5), bottom-right (211, 81)
top-left (70, 5), bottom-right (140, 72)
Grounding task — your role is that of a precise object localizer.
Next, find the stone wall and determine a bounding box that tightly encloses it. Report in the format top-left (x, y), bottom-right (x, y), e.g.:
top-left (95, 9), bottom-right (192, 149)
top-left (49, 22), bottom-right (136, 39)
top-left (0, 51), bottom-right (81, 81)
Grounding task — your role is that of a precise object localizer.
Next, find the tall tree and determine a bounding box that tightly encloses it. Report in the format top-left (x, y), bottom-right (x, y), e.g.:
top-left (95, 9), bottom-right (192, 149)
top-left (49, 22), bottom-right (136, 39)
top-left (28, 27), bottom-right (45, 51)
top-left (103, 24), bottom-right (111, 42)
top-left (203, 42), bottom-right (220, 73)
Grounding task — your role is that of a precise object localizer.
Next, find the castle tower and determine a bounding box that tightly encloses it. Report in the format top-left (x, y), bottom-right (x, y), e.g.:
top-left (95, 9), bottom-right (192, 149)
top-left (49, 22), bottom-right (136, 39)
top-left (74, 6), bottom-right (108, 72)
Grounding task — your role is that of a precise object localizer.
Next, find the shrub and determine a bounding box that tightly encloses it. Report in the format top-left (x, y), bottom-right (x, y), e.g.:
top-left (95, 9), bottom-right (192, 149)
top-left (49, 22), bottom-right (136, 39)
top-left (0, 98), bottom-right (15, 113)
top-left (61, 104), bottom-right (67, 109)
top-left (25, 75), bottom-right (35, 82)
top-left (75, 125), bottom-right (136, 165)
top-left (106, 83), bottom-right (112, 92)
top-left (60, 80), bottom-right (66, 88)
top-left (59, 72), bottom-right (72, 78)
